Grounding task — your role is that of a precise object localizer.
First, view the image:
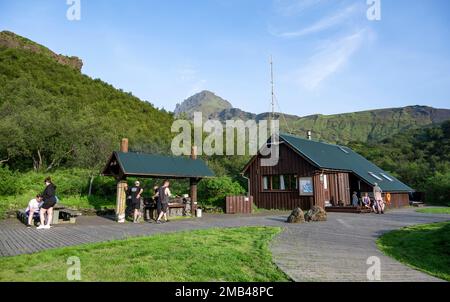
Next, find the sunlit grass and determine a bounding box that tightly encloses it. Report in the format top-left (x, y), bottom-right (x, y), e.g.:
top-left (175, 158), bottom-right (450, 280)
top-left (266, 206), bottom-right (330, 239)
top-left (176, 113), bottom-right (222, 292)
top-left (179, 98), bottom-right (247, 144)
top-left (0, 227), bottom-right (288, 282)
top-left (416, 207), bottom-right (450, 215)
top-left (377, 222), bottom-right (450, 281)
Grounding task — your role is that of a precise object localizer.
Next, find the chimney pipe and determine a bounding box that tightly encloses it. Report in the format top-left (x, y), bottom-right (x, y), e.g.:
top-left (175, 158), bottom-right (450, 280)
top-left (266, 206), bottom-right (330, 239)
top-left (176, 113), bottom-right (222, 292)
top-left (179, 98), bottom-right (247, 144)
top-left (191, 145), bottom-right (198, 160)
top-left (120, 138), bottom-right (129, 153)
top-left (307, 130), bottom-right (312, 140)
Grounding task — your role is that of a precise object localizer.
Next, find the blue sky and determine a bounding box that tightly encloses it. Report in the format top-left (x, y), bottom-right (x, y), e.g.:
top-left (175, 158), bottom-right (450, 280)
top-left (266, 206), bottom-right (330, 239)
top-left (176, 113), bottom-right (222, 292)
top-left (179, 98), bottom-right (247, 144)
top-left (0, 0), bottom-right (449, 116)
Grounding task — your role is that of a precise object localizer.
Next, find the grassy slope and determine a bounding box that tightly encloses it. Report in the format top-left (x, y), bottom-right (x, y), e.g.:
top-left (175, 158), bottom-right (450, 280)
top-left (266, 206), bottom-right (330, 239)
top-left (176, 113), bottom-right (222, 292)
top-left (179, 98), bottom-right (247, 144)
top-left (377, 222), bottom-right (450, 281)
top-left (0, 227), bottom-right (288, 282)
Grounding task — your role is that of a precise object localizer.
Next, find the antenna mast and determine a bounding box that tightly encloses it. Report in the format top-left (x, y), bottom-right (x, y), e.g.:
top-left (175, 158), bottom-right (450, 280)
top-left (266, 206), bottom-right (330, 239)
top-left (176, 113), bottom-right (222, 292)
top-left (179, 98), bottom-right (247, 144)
top-left (270, 56), bottom-right (275, 122)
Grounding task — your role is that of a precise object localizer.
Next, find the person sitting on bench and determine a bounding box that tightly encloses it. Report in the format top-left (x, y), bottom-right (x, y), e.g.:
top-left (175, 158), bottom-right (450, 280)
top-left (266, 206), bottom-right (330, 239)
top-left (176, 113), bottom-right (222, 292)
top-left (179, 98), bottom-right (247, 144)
top-left (362, 193), bottom-right (371, 210)
top-left (26, 194), bottom-right (43, 228)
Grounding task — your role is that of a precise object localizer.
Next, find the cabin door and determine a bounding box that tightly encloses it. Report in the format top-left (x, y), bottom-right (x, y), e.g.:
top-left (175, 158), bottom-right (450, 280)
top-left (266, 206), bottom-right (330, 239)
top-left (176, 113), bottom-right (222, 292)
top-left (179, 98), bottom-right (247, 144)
top-left (328, 173), bottom-right (351, 206)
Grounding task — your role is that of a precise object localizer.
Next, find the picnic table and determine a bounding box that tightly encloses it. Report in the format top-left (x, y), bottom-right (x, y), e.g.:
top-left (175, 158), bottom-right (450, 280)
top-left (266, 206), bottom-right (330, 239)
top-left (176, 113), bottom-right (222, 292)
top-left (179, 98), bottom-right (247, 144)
top-left (142, 196), bottom-right (196, 220)
top-left (17, 204), bottom-right (82, 226)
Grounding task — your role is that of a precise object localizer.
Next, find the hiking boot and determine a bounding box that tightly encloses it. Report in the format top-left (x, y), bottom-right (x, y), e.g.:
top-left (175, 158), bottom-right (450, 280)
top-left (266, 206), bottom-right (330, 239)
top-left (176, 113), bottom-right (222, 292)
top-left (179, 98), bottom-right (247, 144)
top-left (26, 224), bottom-right (32, 228)
top-left (156, 220), bottom-right (162, 224)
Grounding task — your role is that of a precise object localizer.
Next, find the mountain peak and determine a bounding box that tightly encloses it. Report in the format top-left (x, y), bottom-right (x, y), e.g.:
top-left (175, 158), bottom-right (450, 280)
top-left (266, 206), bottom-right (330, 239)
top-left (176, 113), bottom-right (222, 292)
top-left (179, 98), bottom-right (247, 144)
top-left (174, 90), bottom-right (233, 118)
top-left (0, 30), bottom-right (83, 71)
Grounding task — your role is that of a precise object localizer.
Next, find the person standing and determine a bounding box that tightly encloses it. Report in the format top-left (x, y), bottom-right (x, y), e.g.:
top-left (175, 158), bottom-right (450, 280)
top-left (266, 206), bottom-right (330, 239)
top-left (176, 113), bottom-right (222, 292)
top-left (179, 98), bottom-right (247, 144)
top-left (156, 180), bottom-right (171, 224)
top-left (129, 180), bottom-right (144, 223)
top-left (37, 177), bottom-right (57, 229)
top-left (152, 185), bottom-right (160, 220)
top-left (352, 192), bottom-right (359, 207)
top-left (373, 183), bottom-right (383, 214)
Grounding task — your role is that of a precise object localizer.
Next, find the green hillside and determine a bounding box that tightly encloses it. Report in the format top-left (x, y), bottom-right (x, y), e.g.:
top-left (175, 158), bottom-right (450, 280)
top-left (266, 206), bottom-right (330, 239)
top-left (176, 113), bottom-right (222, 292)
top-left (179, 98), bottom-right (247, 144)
top-left (349, 121), bottom-right (450, 205)
top-left (284, 106), bottom-right (450, 144)
top-left (0, 31), bottom-right (174, 172)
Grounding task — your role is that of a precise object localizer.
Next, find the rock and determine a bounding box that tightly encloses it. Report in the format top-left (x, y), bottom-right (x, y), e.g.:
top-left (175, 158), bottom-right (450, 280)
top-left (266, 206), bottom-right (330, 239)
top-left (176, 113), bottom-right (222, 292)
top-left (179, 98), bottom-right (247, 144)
top-left (287, 207), bottom-right (305, 223)
top-left (304, 206), bottom-right (327, 222)
top-left (0, 31), bottom-right (83, 71)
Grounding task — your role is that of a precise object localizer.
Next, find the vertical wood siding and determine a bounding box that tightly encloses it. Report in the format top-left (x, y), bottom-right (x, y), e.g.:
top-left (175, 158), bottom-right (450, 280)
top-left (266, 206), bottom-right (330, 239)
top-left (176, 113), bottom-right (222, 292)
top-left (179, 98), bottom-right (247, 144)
top-left (246, 143), bottom-right (315, 210)
top-left (225, 196), bottom-right (253, 214)
top-left (245, 143), bottom-right (410, 210)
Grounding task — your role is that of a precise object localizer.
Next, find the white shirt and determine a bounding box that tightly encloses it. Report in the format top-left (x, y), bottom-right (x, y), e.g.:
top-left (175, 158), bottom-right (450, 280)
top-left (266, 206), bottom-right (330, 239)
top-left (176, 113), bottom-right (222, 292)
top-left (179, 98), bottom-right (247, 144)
top-left (165, 187), bottom-right (172, 197)
top-left (26, 198), bottom-right (42, 212)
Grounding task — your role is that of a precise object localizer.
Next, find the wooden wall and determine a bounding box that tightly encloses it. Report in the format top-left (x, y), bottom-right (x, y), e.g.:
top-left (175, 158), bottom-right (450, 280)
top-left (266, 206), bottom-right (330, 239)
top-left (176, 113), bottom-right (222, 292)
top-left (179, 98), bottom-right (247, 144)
top-left (314, 172), bottom-right (351, 207)
top-left (225, 196), bottom-right (253, 214)
top-left (387, 193), bottom-right (410, 208)
top-left (246, 143), bottom-right (315, 210)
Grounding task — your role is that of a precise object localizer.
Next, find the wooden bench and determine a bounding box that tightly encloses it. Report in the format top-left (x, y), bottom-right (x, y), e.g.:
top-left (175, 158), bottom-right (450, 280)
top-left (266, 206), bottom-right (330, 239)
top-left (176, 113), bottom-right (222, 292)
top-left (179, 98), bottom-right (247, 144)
top-left (412, 201), bottom-right (425, 208)
top-left (58, 208), bottom-right (82, 224)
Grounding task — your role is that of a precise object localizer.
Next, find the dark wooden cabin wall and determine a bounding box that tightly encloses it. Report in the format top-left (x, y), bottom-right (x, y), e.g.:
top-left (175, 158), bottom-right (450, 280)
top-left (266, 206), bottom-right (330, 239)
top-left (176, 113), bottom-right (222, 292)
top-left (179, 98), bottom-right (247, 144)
top-left (246, 143), bottom-right (316, 210)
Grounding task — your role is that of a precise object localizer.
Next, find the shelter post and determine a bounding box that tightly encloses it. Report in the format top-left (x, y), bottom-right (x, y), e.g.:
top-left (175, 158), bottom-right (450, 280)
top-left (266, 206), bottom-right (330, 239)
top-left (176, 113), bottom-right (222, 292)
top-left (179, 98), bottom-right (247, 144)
top-left (116, 180), bottom-right (127, 223)
top-left (116, 138), bottom-right (128, 222)
top-left (190, 145), bottom-right (198, 216)
top-left (190, 178), bottom-right (198, 216)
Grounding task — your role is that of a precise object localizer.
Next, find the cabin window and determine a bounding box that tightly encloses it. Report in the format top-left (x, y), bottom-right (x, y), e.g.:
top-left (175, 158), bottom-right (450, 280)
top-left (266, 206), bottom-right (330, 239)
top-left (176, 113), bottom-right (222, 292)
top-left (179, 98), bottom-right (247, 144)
top-left (381, 173), bottom-right (394, 182)
top-left (263, 176), bottom-right (269, 190)
top-left (287, 175), bottom-right (298, 190)
top-left (369, 172), bottom-right (383, 181)
top-left (262, 175), bottom-right (298, 191)
top-left (272, 175), bottom-right (281, 190)
top-left (280, 175), bottom-right (286, 190)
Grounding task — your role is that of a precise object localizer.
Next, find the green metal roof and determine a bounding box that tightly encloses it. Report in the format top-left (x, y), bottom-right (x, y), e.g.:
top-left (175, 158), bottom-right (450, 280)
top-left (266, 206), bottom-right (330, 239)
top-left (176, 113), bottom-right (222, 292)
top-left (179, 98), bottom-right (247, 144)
top-left (104, 151), bottom-right (215, 179)
top-left (279, 133), bottom-right (413, 192)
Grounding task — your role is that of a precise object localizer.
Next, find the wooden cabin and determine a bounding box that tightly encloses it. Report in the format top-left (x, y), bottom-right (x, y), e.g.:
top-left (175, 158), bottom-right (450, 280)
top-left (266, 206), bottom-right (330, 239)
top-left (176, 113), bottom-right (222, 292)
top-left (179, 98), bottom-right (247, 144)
top-left (242, 133), bottom-right (413, 211)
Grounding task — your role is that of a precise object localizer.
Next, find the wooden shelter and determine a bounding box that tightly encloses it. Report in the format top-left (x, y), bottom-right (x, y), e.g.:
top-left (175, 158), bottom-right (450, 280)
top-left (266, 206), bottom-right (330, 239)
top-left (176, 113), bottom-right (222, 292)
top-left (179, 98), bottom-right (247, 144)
top-left (102, 139), bottom-right (214, 222)
top-left (242, 133), bottom-right (413, 211)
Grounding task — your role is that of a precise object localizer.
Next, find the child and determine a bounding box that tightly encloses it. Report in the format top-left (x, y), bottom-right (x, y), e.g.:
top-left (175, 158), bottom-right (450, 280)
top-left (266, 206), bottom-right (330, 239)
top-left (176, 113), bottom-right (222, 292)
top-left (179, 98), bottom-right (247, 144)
top-left (26, 194), bottom-right (43, 228)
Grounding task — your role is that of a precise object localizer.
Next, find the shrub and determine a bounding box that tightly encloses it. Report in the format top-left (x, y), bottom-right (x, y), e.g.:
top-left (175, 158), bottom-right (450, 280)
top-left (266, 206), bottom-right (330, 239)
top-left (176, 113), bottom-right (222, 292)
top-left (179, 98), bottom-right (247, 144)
top-left (0, 165), bottom-right (20, 196)
top-left (425, 171), bottom-right (450, 206)
top-left (198, 176), bottom-right (245, 208)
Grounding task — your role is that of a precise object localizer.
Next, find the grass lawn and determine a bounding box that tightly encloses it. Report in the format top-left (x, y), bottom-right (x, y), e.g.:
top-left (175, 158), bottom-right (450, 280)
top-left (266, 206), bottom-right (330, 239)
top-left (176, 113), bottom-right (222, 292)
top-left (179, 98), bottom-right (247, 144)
top-left (416, 207), bottom-right (450, 215)
top-left (377, 222), bottom-right (450, 281)
top-left (0, 227), bottom-right (289, 282)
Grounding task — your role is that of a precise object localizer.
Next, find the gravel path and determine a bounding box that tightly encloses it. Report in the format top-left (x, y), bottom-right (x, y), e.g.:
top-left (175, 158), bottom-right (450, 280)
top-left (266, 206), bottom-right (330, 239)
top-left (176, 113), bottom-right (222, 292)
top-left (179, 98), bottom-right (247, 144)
top-left (0, 208), bottom-right (448, 282)
top-left (271, 208), bottom-right (450, 282)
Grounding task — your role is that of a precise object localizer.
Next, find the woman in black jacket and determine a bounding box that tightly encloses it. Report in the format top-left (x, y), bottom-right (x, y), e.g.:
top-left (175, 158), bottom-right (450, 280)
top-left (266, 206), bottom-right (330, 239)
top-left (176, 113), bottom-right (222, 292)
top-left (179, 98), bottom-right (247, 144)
top-left (37, 177), bottom-right (57, 229)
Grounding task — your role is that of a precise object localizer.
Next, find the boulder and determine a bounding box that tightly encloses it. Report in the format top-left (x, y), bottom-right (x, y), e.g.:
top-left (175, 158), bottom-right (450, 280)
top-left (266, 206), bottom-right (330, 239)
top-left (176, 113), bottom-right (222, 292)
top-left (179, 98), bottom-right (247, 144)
top-left (286, 207), bottom-right (305, 223)
top-left (304, 206), bottom-right (327, 222)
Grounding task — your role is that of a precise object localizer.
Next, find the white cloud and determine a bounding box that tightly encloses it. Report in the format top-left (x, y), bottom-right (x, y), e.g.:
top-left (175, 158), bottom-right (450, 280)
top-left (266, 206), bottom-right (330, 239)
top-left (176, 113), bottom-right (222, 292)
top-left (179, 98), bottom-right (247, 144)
top-left (177, 67), bottom-right (197, 82)
top-left (297, 28), bottom-right (367, 90)
top-left (274, 3), bottom-right (361, 38)
top-left (274, 0), bottom-right (326, 16)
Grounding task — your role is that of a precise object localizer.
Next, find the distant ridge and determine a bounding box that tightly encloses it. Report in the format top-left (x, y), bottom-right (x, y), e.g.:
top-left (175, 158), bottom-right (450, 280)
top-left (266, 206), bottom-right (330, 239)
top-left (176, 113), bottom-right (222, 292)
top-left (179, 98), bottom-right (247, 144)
top-left (174, 91), bottom-right (450, 144)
